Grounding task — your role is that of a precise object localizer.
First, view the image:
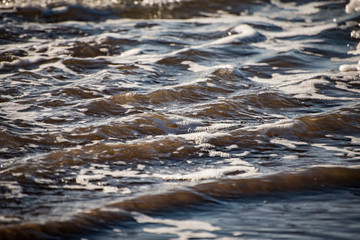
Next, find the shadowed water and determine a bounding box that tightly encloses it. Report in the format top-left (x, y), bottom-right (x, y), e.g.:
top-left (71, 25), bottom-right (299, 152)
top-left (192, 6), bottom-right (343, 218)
top-left (0, 0), bottom-right (360, 239)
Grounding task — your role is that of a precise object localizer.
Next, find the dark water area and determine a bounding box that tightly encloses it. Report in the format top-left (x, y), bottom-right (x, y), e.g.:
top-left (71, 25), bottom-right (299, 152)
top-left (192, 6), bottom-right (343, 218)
top-left (1, 0), bottom-right (360, 239)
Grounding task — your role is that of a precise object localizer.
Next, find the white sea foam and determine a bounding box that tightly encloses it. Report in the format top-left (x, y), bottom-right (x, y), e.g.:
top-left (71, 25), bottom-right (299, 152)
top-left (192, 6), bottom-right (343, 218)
top-left (270, 0), bottom-right (325, 15)
top-left (120, 48), bottom-right (143, 57)
top-left (340, 0), bottom-right (360, 73)
top-left (72, 164), bottom-right (143, 192)
top-left (153, 165), bottom-right (257, 181)
top-left (225, 144), bottom-right (238, 150)
top-left (270, 138), bottom-right (308, 149)
top-left (346, 0), bottom-right (360, 14)
top-left (312, 143), bottom-right (360, 158)
top-left (142, 0), bottom-right (184, 5)
top-left (206, 24), bottom-right (258, 45)
top-left (335, 80), bottom-right (360, 94)
top-left (347, 136), bottom-right (360, 145)
top-left (193, 122), bottom-right (240, 133)
top-left (339, 64), bottom-right (359, 72)
top-left (208, 150), bottom-right (231, 158)
top-left (267, 22), bottom-right (336, 40)
top-left (249, 119), bottom-right (307, 137)
top-left (308, 164), bottom-right (360, 169)
top-left (103, 186), bottom-right (119, 193)
top-left (134, 212), bottom-right (220, 231)
top-left (0, 55), bottom-right (48, 70)
top-left (253, 73), bottom-right (357, 101)
top-left (0, 102), bottom-right (39, 123)
top-left (0, 181), bottom-right (27, 199)
top-left (180, 131), bottom-right (230, 145)
top-left (182, 61), bottom-right (233, 73)
top-left (133, 212), bottom-right (220, 239)
top-left (282, 155), bottom-right (299, 160)
top-left (226, 158), bottom-right (252, 166)
top-left (195, 24), bottom-right (259, 48)
top-left (0, 215), bottom-right (22, 223)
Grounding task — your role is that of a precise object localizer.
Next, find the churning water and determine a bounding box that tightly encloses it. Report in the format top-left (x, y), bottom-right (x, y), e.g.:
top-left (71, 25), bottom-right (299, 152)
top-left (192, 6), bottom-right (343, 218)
top-left (1, 0), bottom-right (360, 239)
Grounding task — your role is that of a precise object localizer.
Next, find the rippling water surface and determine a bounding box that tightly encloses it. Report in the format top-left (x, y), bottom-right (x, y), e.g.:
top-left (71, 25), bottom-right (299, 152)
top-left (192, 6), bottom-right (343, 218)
top-left (1, 0), bottom-right (360, 239)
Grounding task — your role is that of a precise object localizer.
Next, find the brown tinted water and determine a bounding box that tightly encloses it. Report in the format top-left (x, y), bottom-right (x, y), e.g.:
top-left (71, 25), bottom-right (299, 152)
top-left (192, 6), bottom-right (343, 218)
top-left (0, 0), bottom-right (360, 239)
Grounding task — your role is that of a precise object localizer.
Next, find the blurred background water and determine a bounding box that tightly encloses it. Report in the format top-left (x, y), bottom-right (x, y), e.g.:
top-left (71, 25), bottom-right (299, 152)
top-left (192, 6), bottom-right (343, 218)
top-left (0, 0), bottom-right (360, 239)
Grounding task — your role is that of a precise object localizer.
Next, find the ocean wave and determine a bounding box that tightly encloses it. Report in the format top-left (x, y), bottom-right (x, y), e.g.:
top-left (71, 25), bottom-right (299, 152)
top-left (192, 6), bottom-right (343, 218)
top-left (0, 165), bottom-right (359, 240)
top-left (1, 1), bottom-right (360, 239)
top-left (0, 0), bottom-right (267, 21)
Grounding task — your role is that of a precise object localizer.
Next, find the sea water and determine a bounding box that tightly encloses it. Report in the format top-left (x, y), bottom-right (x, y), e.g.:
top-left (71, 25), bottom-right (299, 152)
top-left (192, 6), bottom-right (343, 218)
top-left (0, 0), bottom-right (360, 239)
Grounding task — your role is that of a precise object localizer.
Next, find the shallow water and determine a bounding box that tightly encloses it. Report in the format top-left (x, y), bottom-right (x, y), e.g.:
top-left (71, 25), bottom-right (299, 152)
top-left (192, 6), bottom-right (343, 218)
top-left (1, 0), bottom-right (360, 239)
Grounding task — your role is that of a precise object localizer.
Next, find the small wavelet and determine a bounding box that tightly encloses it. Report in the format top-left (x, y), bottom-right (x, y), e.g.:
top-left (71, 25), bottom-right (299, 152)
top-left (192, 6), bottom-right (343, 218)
top-left (0, 166), bottom-right (359, 240)
top-left (1, 0), bottom-right (360, 239)
top-left (0, 0), bottom-right (267, 21)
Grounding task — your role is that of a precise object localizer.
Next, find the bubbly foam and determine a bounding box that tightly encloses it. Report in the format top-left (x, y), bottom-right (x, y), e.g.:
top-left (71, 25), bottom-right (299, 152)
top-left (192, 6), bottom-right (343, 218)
top-left (133, 212), bottom-right (220, 240)
top-left (346, 0), bottom-right (360, 14)
top-left (340, 0), bottom-right (360, 73)
top-left (153, 165), bottom-right (257, 181)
